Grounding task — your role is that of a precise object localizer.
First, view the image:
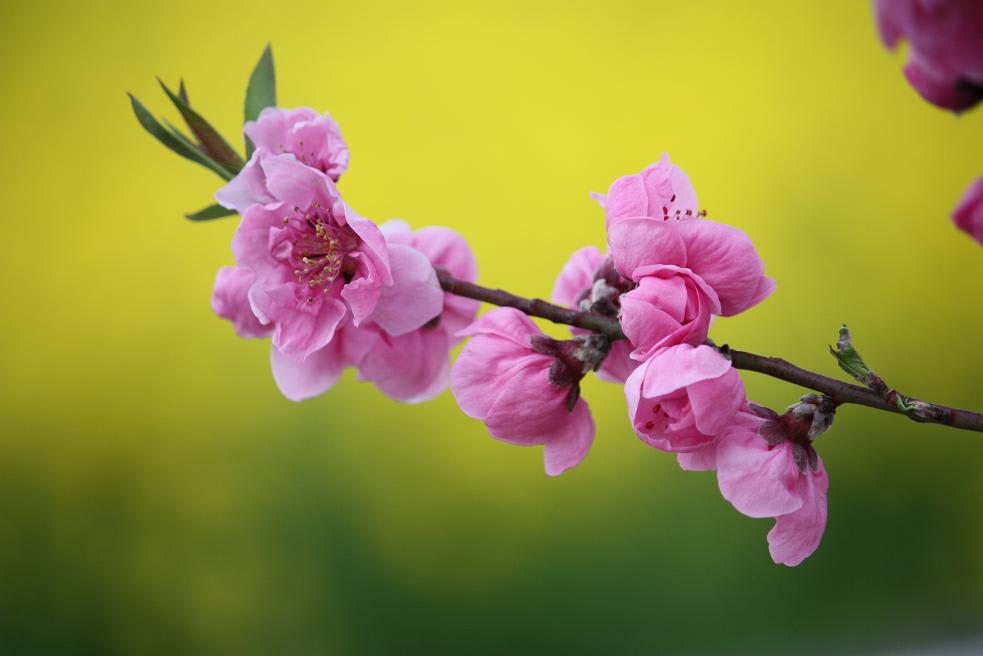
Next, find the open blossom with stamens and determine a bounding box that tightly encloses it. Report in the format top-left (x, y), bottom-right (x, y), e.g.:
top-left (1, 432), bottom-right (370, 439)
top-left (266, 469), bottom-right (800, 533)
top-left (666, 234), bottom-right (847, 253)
top-left (625, 344), bottom-right (745, 469)
top-left (551, 246), bottom-right (636, 382)
top-left (450, 308), bottom-right (596, 476)
top-left (953, 175), bottom-right (983, 245)
top-left (348, 220), bottom-right (479, 403)
top-left (608, 206), bottom-right (774, 318)
top-left (593, 153), bottom-right (701, 229)
top-left (210, 154), bottom-right (443, 399)
top-left (715, 404), bottom-right (830, 566)
top-left (597, 156), bottom-right (773, 360)
top-left (874, 0), bottom-right (983, 112)
top-left (216, 107), bottom-right (349, 213)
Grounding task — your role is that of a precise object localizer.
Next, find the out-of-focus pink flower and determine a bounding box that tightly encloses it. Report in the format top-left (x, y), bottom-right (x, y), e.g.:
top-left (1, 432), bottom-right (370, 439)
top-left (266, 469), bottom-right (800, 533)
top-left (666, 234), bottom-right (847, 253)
top-left (211, 155), bottom-right (443, 400)
top-left (216, 107), bottom-right (350, 213)
top-left (349, 220), bottom-right (480, 403)
top-left (551, 246), bottom-right (636, 382)
top-left (450, 308), bottom-right (596, 476)
top-left (715, 406), bottom-right (829, 567)
top-left (593, 153), bottom-right (700, 229)
top-left (625, 344), bottom-right (744, 466)
top-left (953, 175), bottom-right (983, 245)
top-left (608, 214), bottom-right (774, 317)
top-left (874, 0), bottom-right (983, 112)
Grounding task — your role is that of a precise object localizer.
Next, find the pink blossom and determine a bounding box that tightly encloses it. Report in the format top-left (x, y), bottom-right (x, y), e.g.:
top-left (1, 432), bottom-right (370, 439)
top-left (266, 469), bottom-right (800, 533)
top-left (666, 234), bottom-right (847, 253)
top-left (216, 108), bottom-right (349, 212)
top-left (216, 107), bottom-right (350, 213)
top-left (450, 308), bottom-right (596, 476)
top-left (953, 175), bottom-right (983, 245)
top-left (715, 407), bottom-right (829, 566)
top-left (593, 153), bottom-right (700, 229)
top-left (625, 344), bottom-right (745, 466)
top-left (608, 213), bottom-right (774, 317)
top-left (247, 107), bottom-right (349, 179)
top-left (551, 246), bottom-right (636, 382)
top-left (211, 155), bottom-right (443, 400)
top-left (348, 220), bottom-right (480, 403)
top-left (619, 264), bottom-right (720, 361)
top-left (874, 0), bottom-right (983, 112)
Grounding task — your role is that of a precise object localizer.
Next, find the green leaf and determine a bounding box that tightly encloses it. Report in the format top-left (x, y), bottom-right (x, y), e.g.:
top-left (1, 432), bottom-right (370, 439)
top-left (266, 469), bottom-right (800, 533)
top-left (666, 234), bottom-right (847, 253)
top-left (178, 78), bottom-right (189, 104)
top-left (828, 324), bottom-right (872, 382)
top-left (185, 203), bottom-right (237, 222)
top-left (244, 43), bottom-right (276, 158)
top-left (828, 324), bottom-right (894, 397)
top-left (158, 78), bottom-right (245, 173)
top-left (128, 92), bottom-right (235, 181)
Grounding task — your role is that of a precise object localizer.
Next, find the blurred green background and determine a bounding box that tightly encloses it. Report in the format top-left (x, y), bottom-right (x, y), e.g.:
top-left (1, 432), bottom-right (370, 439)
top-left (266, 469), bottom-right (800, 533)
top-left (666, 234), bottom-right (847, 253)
top-left (2, 0), bottom-right (982, 653)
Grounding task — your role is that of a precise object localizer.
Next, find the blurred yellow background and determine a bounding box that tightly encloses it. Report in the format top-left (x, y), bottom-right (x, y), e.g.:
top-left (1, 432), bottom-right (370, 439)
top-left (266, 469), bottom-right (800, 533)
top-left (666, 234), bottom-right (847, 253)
top-left (2, 0), bottom-right (983, 653)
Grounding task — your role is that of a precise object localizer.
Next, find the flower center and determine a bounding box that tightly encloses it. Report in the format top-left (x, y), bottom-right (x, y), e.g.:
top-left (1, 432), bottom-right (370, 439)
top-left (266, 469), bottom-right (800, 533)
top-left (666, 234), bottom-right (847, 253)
top-left (284, 204), bottom-right (359, 300)
top-left (644, 404), bottom-right (672, 432)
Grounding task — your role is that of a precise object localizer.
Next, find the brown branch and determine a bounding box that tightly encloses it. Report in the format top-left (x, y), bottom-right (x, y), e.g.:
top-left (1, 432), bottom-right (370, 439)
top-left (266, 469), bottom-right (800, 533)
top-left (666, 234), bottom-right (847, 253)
top-left (436, 271), bottom-right (624, 338)
top-left (436, 270), bottom-right (983, 434)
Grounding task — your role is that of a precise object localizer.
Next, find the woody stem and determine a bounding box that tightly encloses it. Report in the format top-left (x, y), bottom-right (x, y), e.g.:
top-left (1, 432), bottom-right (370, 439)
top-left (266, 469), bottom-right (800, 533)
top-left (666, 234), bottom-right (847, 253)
top-left (436, 270), bottom-right (983, 434)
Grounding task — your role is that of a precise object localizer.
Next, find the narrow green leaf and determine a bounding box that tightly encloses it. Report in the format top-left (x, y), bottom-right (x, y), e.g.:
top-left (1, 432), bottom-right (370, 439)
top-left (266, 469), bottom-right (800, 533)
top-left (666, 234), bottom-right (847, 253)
top-left (244, 43), bottom-right (276, 158)
top-left (178, 78), bottom-right (189, 104)
top-left (128, 93), bottom-right (234, 181)
top-left (158, 78), bottom-right (245, 173)
top-left (185, 203), bottom-right (236, 221)
top-left (162, 118), bottom-right (205, 151)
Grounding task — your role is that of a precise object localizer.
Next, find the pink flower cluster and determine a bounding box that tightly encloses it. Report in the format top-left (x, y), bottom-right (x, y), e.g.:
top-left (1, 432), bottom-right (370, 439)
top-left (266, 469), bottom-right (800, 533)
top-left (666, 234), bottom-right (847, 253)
top-left (211, 107), bottom-right (479, 403)
top-left (450, 154), bottom-right (829, 566)
top-left (208, 109), bottom-right (830, 566)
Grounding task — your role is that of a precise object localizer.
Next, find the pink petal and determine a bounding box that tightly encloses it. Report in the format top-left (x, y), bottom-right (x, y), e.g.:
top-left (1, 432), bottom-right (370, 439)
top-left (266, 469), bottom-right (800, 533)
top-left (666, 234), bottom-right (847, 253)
top-left (953, 175), bottom-right (983, 245)
top-left (551, 246), bottom-right (604, 309)
top-left (260, 154), bottom-right (336, 210)
top-left (451, 333), bottom-right (541, 420)
top-left (231, 203), bottom-right (287, 274)
top-left (378, 219), bottom-right (414, 246)
top-left (412, 226), bottom-right (479, 283)
top-left (542, 401), bottom-right (596, 476)
top-left (603, 154), bottom-right (699, 227)
top-left (716, 420), bottom-right (803, 519)
top-left (245, 107), bottom-right (319, 150)
top-left (677, 442), bottom-right (718, 471)
top-left (687, 367), bottom-right (745, 435)
top-left (673, 220), bottom-right (772, 316)
top-left (904, 58), bottom-right (970, 111)
top-left (270, 341), bottom-right (346, 402)
top-left (597, 340), bottom-right (637, 383)
top-left (215, 151), bottom-right (273, 214)
top-left (457, 307), bottom-right (540, 344)
top-left (608, 218), bottom-right (687, 280)
top-left (484, 361), bottom-right (569, 441)
top-left (604, 174), bottom-right (651, 227)
top-left (211, 266), bottom-right (272, 338)
top-left (767, 459), bottom-right (829, 566)
top-left (873, 0), bottom-right (904, 49)
top-left (357, 326), bottom-right (453, 404)
top-left (263, 283), bottom-right (347, 361)
top-left (367, 244), bottom-right (442, 336)
top-left (640, 344), bottom-right (733, 399)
